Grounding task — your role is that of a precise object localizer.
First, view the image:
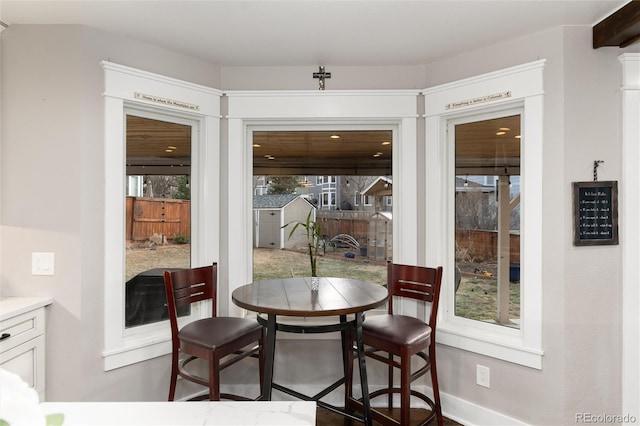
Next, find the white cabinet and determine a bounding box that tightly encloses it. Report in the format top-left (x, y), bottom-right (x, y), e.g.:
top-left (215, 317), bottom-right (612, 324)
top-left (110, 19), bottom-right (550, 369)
top-left (0, 297), bottom-right (52, 401)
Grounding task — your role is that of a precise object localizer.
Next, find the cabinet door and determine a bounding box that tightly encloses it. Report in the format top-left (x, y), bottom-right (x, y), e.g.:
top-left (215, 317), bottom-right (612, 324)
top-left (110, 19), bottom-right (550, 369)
top-left (0, 335), bottom-right (46, 400)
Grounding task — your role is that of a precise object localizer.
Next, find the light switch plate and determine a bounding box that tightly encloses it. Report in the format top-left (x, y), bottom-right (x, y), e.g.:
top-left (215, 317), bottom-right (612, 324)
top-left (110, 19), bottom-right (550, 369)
top-left (32, 252), bottom-right (55, 276)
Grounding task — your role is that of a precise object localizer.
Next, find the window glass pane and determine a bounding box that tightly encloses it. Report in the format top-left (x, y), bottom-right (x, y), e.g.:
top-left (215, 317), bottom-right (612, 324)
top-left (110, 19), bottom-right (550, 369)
top-left (454, 115), bottom-right (521, 328)
top-left (124, 115), bottom-right (191, 328)
top-left (251, 130), bottom-right (393, 285)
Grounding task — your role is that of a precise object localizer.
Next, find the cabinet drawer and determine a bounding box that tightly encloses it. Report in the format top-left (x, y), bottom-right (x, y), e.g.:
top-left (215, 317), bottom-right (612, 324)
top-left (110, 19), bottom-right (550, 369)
top-left (0, 308), bottom-right (45, 352)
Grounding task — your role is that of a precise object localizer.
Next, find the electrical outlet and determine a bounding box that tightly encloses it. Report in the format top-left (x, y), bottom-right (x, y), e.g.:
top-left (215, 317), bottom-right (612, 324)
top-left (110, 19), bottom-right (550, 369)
top-left (477, 364), bottom-right (490, 388)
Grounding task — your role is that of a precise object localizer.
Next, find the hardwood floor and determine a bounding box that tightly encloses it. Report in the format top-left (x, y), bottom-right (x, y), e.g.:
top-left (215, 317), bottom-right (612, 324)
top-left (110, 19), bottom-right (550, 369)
top-left (315, 406), bottom-right (463, 425)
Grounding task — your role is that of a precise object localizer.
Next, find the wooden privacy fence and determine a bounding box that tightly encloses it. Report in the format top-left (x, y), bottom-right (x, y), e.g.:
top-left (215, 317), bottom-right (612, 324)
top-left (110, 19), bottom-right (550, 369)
top-left (124, 199), bottom-right (519, 264)
top-left (317, 212), bottom-right (369, 247)
top-left (456, 229), bottom-right (520, 263)
top-left (318, 210), bottom-right (520, 264)
top-left (126, 197), bottom-right (190, 242)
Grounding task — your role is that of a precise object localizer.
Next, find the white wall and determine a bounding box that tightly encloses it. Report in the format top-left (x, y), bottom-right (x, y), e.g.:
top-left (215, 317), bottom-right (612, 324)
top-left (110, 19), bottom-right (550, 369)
top-left (221, 65), bottom-right (428, 90)
top-left (420, 26), bottom-right (635, 424)
top-left (1, 22), bottom-right (638, 424)
top-left (0, 25), bottom-right (3, 284)
top-left (562, 26), bottom-right (626, 422)
top-left (0, 24), bottom-right (221, 401)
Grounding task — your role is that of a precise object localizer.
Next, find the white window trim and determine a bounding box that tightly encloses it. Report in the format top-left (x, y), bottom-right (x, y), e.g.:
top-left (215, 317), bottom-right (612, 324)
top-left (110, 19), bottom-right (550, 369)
top-left (620, 53), bottom-right (640, 420)
top-left (424, 60), bottom-right (545, 369)
top-left (102, 62), bottom-right (221, 371)
top-left (225, 90), bottom-right (420, 318)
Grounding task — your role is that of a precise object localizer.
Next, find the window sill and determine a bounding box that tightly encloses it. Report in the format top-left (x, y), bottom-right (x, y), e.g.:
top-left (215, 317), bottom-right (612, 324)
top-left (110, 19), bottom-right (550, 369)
top-left (103, 335), bottom-right (172, 371)
top-left (436, 323), bottom-right (543, 369)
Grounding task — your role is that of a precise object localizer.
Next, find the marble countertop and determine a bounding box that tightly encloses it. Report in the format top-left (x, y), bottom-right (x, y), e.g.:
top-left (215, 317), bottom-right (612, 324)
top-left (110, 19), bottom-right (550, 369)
top-left (40, 401), bottom-right (316, 425)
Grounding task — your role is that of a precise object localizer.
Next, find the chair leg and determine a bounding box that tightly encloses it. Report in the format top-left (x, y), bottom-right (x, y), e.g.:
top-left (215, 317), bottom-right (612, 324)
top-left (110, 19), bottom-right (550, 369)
top-left (387, 353), bottom-right (394, 411)
top-left (168, 350), bottom-right (179, 401)
top-left (343, 323), bottom-right (354, 426)
top-left (209, 357), bottom-right (220, 401)
top-left (258, 332), bottom-right (265, 398)
top-left (400, 352), bottom-right (411, 426)
top-left (430, 346), bottom-right (444, 426)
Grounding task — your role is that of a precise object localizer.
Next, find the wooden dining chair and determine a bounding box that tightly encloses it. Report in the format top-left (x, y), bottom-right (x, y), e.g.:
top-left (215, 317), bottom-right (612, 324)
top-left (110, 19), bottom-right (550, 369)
top-left (164, 263), bottom-right (264, 401)
top-left (345, 262), bottom-right (444, 426)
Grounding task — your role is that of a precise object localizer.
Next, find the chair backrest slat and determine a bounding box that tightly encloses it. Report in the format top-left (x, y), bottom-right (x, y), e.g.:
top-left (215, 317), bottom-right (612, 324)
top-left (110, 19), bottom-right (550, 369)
top-left (387, 262), bottom-right (443, 328)
top-left (396, 280), bottom-right (436, 301)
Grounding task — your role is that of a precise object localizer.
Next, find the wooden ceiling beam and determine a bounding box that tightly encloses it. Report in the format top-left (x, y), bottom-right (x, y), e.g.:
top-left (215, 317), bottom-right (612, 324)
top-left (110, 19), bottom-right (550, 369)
top-left (593, 0), bottom-right (640, 48)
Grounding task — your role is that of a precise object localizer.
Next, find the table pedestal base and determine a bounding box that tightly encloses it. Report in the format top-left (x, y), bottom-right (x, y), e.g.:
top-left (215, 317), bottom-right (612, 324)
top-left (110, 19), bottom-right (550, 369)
top-left (257, 313), bottom-right (373, 426)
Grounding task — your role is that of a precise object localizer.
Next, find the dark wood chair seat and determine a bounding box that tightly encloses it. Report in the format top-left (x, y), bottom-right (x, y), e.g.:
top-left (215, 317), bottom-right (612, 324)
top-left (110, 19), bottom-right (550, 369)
top-left (179, 317), bottom-right (262, 350)
top-left (164, 263), bottom-right (264, 401)
top-left (346, 262), bottom-right (444, 426)
top-left (362, 315), bottom-right (431, 350)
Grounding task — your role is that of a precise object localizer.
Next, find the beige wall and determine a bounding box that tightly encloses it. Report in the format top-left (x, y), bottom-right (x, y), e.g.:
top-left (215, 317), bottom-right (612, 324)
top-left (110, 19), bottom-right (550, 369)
top-left (1, 22), bottom-right (638, 423)
top-left (421, 25), bottom-right (632, 424)
top-left (0, 24), bottom-right (221, 402)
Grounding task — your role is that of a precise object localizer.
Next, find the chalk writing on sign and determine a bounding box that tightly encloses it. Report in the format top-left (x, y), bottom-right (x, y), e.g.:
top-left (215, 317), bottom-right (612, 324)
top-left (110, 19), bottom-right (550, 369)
top-left (573, 181), bottom-right (618, 246)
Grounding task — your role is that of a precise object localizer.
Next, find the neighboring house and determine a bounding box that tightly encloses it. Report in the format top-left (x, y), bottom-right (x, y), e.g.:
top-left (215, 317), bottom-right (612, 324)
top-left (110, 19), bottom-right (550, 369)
top-left (253, 194), bottom-right (315, 249)
top-left (288, 175), bottom-right (390, 212)
top-left (295, 175), bottom-right (334, 210)
top-left (455, 176), bottom-right (496, 193)
top-left (361, 176), bottom-right (392, 212)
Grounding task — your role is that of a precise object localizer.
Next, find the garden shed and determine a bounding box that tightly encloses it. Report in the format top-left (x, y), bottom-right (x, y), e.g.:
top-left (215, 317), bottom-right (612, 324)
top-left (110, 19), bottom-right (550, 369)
top-left (253, 194), bottom-right (315, 249)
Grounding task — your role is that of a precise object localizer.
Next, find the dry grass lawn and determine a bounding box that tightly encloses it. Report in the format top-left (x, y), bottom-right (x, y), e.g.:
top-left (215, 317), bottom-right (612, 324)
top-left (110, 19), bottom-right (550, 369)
top-left (253, 247), bottom-right (387, 284)
top-left (125, 245), bottom-right (385, 284)
top-left (125, 244), bottom-right (519, 325)
top-left (125, 244), bottom-right (190, 281)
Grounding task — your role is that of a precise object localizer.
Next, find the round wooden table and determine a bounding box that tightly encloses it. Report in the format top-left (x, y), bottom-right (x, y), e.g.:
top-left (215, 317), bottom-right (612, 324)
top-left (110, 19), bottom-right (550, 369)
top-left (232, 276), bottom-right (388, 426)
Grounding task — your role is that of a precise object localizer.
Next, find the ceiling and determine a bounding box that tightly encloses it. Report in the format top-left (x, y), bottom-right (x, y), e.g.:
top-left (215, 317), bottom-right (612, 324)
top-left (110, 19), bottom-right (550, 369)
top-left (126, 116), bottom-right (192, 176)
top-left (252, 130), bottom-right (393, 176)
top-left (125, 114), bottom-right (520, 176)
top-left (1, 1), bottom-right (633, 67)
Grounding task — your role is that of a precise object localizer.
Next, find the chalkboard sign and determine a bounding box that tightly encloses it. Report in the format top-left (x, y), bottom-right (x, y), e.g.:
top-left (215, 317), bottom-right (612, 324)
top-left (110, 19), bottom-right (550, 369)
top-left (573, 181), bottom-right (618, 246)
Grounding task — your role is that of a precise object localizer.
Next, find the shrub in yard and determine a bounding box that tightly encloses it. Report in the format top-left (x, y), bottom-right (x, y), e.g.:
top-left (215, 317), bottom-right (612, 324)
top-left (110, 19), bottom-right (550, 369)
top-left (173, 235), bottom-right (190, 244)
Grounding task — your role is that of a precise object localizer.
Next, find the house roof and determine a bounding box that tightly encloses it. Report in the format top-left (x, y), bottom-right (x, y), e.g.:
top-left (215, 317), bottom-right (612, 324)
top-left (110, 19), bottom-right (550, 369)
top-left (253, 194), bottom-right (312, 209)
top-left (370, 212), bottom-right (393, 221)
top-left (362, 177), bottom-right (392, 197)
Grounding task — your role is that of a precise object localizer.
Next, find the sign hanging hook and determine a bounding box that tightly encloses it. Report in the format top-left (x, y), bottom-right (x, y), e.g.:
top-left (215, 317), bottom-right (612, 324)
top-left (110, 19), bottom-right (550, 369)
top-left (593, 160), bottom-right (604, 182)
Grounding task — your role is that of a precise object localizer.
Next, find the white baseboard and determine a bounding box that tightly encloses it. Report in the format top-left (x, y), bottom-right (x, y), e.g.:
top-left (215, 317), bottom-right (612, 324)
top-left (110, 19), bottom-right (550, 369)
top-left (438, 388), bottom-right (527, 426)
